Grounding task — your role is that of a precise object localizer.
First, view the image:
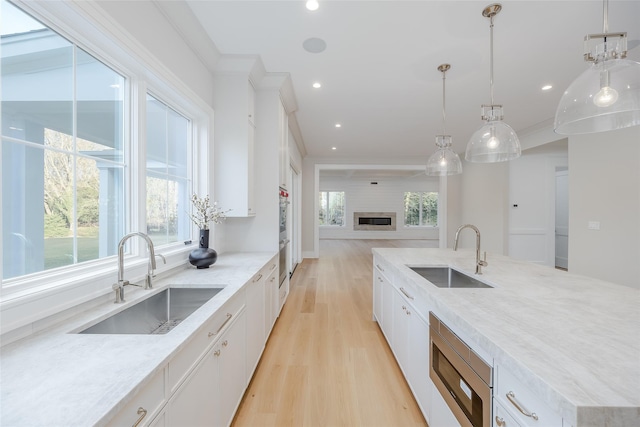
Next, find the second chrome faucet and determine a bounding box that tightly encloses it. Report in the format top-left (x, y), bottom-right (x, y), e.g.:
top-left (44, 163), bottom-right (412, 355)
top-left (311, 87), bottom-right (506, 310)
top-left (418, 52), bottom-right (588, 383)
top-left (453, 224), bottom-right (488, 275)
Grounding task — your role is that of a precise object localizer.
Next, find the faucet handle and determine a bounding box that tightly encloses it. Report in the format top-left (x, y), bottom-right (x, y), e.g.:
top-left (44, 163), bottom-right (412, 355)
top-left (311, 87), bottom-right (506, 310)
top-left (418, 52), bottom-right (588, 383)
top-left (479, 251), bottom-right (488, 267)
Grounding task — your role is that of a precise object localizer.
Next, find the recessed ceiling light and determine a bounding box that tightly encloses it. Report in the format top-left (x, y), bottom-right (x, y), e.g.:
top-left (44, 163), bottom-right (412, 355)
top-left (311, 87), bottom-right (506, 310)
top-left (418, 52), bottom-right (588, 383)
top-left (303, 37), bottom-right (327, 53)
top-left (306, 0), bottom-right (319, 11)
top-left (542, 85), bottom-right (553, 91)
top-left (312, 82), bottom-right (322, 89)
top-left (332, 147), bottom-right (337, 150)
top-left (335, 123), bottom-right (341, 128)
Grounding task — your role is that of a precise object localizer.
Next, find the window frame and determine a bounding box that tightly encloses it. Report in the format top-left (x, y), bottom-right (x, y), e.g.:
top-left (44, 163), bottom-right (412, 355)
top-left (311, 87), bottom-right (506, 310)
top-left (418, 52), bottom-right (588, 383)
top-left (0, 1), bottom-right (212, 306)
top-left (318, 190), bottom-right (346, 227)
top-left (403, 191), bottom-right (439, 228)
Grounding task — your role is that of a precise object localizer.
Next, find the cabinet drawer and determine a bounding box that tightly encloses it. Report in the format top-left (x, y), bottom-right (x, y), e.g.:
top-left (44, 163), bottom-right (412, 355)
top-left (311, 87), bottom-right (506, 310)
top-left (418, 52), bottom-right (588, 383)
top-left (495, 365), bottom-right (562, 427)
top-left (168, 292), bottom-right (244, 392)
top-left (373, 256), bottom-right (393, 281)
top-left (494, 399), bottom-right (523, 427)
top-left (107, 369), bottom-right (165, 427)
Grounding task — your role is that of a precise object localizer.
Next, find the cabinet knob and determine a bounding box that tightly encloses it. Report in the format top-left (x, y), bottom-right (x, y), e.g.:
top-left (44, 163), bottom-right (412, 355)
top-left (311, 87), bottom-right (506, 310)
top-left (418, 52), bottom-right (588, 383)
top-left (214, 349), bottom-right (221, 357)
top-left (495, 416), bottom-right (506, 427)
top-left (222, 340), bottom-right (228, 347)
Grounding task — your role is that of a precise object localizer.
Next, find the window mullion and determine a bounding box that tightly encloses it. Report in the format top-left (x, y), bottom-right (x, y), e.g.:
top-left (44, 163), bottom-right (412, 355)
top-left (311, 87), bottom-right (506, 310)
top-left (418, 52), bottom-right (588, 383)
top-left (72, 44), bottom-right (79, 264)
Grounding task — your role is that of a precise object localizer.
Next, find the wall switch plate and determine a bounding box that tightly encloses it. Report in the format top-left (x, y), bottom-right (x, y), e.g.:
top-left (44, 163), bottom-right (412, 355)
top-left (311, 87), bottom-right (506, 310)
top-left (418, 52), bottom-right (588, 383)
top-left (588, 221), bottom-right (600, 230)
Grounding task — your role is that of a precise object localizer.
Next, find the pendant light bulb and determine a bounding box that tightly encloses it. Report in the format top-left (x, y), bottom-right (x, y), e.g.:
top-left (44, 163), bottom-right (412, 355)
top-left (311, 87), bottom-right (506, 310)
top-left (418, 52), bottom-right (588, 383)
top-left (487, 135), bottom-right (499, 149)
top-left (427, 64), bottom-right (462, 176)
top-left (554, 0), bottom-right (640, 134)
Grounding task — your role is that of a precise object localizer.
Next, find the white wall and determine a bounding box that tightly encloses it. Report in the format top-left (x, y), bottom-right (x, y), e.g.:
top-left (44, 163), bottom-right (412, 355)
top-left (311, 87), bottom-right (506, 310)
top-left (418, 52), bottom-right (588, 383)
top-left (456, 160), bottom-right (509, 254)
top-left (568, 126), bottom-right (640, 288)
top-left (507, 144), bottom-right (568, 266)
top-left (319, 175), bottom-right (440, 240)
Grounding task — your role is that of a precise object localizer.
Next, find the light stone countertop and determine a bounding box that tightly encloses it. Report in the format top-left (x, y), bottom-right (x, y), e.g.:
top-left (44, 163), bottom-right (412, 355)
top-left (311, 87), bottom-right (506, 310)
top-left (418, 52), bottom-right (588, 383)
top-left (0, 251), bottom-right (276, 427)
top-left (372, 247), bottom-right (640, 427)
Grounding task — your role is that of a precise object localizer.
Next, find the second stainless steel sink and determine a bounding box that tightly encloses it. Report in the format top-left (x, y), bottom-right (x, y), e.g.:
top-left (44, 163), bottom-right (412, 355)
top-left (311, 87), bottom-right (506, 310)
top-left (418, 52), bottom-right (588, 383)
top-left (408, 267), bottom-right (493, 289)
top-left (79, 286), bottom-right (224, 335)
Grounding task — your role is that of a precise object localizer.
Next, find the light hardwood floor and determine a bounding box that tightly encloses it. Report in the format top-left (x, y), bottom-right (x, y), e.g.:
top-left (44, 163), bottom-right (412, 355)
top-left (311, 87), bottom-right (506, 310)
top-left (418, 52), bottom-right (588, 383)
top-left (232, 239), bottom-right (435, 427)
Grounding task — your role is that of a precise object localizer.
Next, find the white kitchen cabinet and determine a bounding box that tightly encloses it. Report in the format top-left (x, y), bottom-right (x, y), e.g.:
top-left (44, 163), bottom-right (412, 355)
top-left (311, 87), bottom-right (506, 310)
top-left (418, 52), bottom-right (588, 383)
top-left (217, 309), bottom-right (247, 427)
top-left (264, 266), bottom-right (279, 338)
top-left (106, 369), bottom-right (165, 427)
top-left (429, 379), bottom-right (460, 427)
top-left (246, 263), bottom-right (268, 379)
top-left (494, 364), bottom-right (563, 427)
top-left (373, 259), bottom-right (433, 424)
top-left (278, 99), bottom-right (288, 189)
top-left (165, 307), bottom-right (246, 427)
top-left (408, 311), bottom-right (431, 422)
top-left (373, 268), bottom-right (383, 323)
top-left (494, 399), bottom-right (523, 427)
top-left (392, 287), bottom-right (410, 373)
top-left (166, 344), bottom-right (217, 426)
top-left (214, 66), bottom-right (258, 217)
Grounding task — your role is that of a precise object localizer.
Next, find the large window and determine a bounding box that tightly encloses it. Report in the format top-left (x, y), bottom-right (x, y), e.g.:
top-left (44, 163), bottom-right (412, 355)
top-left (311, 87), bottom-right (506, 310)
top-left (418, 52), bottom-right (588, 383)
top-left (2, 1), bottom-right (126, 279)
top-left (146, 94), bottom-right (191, 246)
top-left (1, 0), bottom-right (201, 286)
top-left (319, 191), bottom-right (345, 226)
top-left (404, 192), bottom-right (438, 227)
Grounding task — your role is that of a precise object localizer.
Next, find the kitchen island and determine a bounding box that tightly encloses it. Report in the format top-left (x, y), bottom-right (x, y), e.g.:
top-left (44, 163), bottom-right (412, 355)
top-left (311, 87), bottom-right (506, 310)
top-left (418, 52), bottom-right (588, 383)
top-left (373, 248), bottom-right (640, 427)
top-left (0, 251), bottom-right (277, 427)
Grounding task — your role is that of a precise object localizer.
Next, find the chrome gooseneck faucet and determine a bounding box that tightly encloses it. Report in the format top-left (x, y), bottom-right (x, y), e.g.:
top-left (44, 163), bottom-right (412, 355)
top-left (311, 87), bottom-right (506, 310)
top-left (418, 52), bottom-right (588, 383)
top-left (113, 232), bottom-right (166, 303)
top-left (453, 224), bottom-right (488, 275)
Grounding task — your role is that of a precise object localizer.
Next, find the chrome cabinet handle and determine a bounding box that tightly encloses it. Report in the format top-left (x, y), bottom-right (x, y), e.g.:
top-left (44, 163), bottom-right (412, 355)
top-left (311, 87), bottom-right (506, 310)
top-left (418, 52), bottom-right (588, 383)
top-left (253, 273), bottom-right (263, 283)
top-left (132, 407), bottom-right (147, 427)
top-left (211, 313), bottom-right (233, 336)
top-left (506, 391), bottom-right (539, 420)
top-left (495, 416), bottom-right (506, 426)
top-left (399, 287), bottom-right (414, 300)
top-left (376, 264), bottom-right (384, 272)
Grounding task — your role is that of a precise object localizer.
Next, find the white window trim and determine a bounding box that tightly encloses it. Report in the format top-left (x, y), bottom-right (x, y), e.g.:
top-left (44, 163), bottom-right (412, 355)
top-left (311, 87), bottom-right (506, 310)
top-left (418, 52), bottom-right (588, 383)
top-left (0, 0), bottom-right (214, 338)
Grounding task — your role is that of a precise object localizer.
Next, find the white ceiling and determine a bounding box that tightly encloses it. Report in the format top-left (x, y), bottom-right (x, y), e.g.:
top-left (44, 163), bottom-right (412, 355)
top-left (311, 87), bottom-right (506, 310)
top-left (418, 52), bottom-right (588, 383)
top-left (186, 0), bottom-right (640, 163)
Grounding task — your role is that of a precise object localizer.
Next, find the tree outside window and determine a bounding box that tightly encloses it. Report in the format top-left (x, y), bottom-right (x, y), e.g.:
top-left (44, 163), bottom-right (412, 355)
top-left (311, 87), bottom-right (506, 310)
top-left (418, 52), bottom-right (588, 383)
top-left (319, 191), bottom-right (345, 226)
top-left (404, 192), bottom-right (438, 227)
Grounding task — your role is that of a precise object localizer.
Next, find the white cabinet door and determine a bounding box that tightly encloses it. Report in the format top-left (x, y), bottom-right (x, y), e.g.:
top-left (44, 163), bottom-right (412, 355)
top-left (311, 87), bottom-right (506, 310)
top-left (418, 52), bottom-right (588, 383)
top-left (166, 346), bottom-right (218, 427)
top-left (380, 272), bottom-right (394, 342)
top-left (217, 310), bottom-right (247, 427)
top-left (429, 379), bottom-right (460, 427)
top-left (392, 288), bottom-right (410, 374)
top-left (246, 271), bottom-right (265, 379)
top-left (264, 268), bottom-right (279, 338)
top-left (408, 313), bottom-right (431, 423)
top-left (373, 270), bottom-right (383, 323)
top-left (213, 71), bottom-right (256, 217)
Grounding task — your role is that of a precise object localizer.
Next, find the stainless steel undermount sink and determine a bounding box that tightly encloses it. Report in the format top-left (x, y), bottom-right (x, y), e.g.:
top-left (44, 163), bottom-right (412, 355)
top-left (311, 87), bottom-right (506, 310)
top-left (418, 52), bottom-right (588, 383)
top-left (408, 266), bottom-right (493, 289)
top-left (79, 286), bottom-right (224, 335)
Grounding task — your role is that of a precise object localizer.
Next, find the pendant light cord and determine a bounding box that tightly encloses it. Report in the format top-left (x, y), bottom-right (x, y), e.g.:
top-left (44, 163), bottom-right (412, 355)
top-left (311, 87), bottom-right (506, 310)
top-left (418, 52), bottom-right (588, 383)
top-left (602, 0), bottom-right (608, 33)
top-left (442, 69), bottom-right (447, 135)
top-left (489, 14), bottom-right (495, 105)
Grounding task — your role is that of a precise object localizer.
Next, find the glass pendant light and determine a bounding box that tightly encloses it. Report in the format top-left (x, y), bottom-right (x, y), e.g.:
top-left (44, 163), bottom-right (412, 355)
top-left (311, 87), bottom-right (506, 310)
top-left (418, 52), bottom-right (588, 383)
top-left (465, 3), bottom-right (521, 163)
top-left (554, 0), bottom-right (640, 134)
top-left (427, 64), bottom-right (462, 176)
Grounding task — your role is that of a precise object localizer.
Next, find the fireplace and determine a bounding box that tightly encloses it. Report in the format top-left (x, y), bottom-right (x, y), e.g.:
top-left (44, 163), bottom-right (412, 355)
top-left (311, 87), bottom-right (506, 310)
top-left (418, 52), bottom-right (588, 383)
top-left (354, 212), bottom-right (396, 231)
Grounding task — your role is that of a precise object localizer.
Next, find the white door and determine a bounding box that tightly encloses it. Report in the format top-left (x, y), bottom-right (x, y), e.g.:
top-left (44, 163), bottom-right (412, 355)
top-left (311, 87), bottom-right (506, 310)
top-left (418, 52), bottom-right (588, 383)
top-left (555, 169), bottom-right (569, 270)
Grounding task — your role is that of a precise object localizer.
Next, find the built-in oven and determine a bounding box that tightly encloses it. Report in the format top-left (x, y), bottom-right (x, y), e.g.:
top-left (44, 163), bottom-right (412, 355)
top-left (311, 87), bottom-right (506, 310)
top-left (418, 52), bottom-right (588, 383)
top-left (429, 312), bottom-right (492, 427)
top-left (278, 188), bottom-right (289, 287)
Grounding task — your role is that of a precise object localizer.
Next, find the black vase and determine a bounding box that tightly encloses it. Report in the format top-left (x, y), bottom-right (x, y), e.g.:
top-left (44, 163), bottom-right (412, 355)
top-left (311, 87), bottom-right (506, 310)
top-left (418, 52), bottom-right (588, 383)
top-left (189, 229), bottom-right (218, 269)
